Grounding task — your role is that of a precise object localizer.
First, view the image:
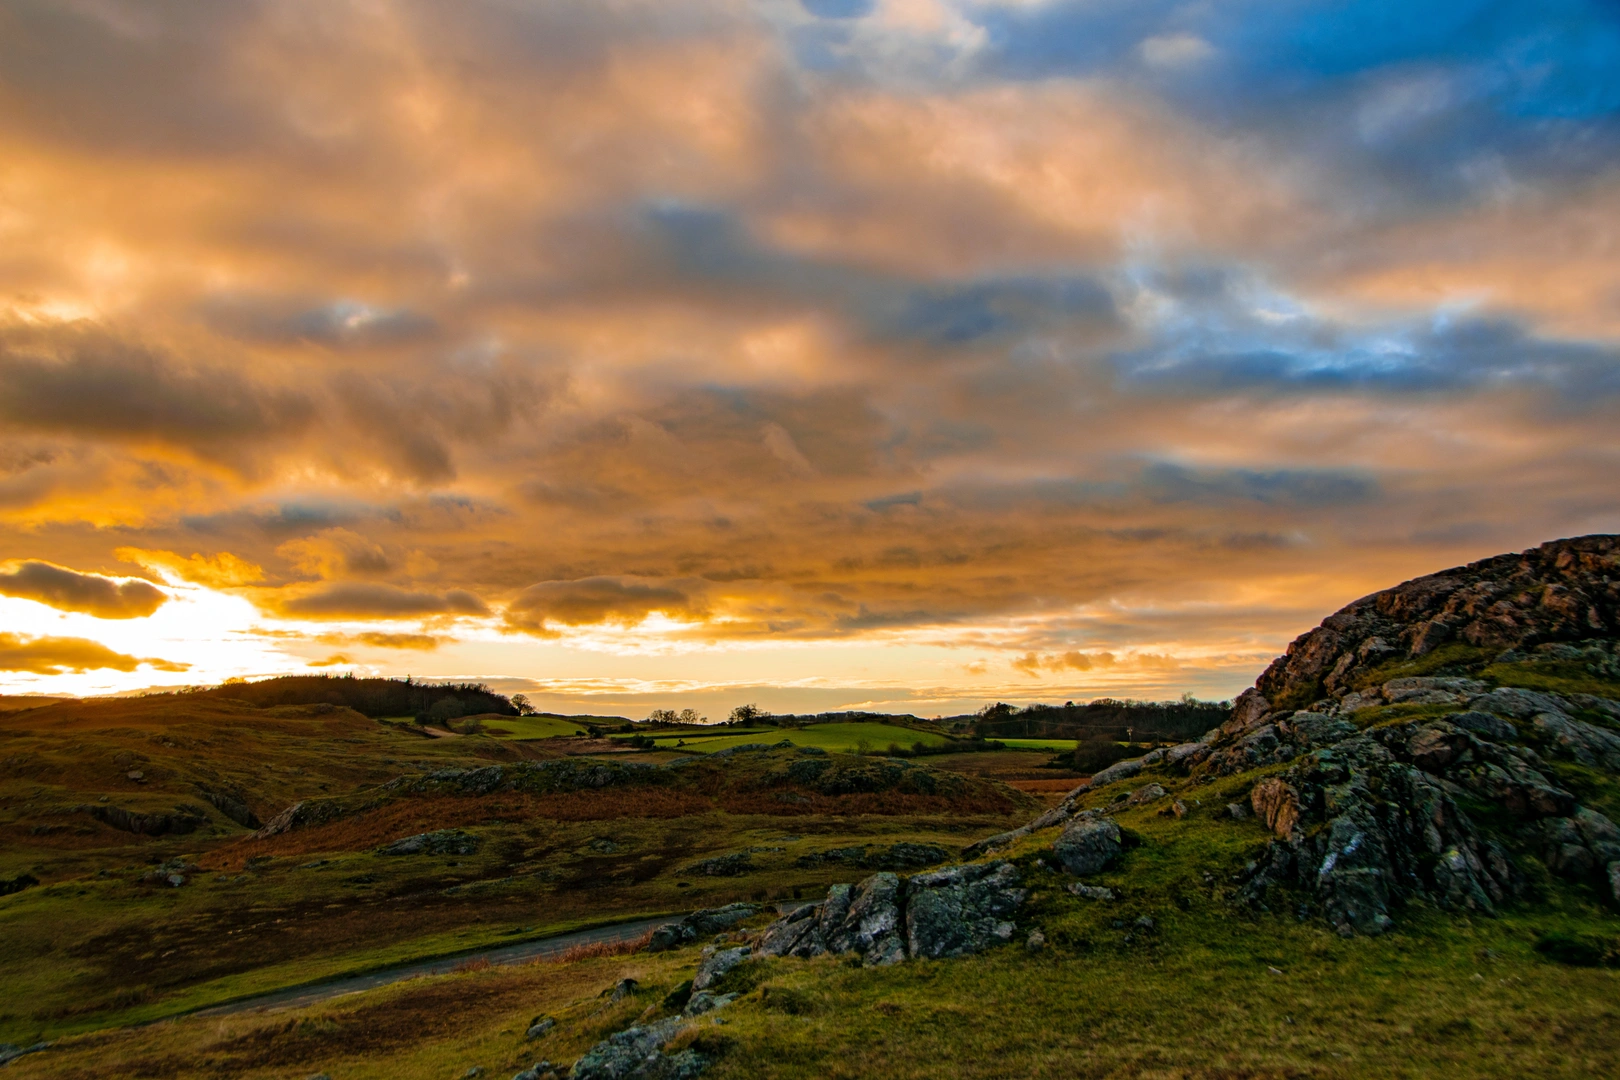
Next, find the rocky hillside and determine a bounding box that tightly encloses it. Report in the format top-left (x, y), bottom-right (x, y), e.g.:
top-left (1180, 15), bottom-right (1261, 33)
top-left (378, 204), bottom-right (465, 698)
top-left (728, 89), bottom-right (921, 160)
top-left (1253, 533), bottom-right (1619, 710)
top-left (941, 535), bottom-right (1620, 940)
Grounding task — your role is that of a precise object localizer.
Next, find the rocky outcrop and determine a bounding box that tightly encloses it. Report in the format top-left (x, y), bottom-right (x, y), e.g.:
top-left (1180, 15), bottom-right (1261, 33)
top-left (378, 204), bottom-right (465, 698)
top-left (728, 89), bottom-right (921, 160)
top-left (1050, 815), bottom-right (1121, 876)
top-left (645, 903), bottom-right (762, 952)
top-left (90, 803), bottom-right (207, 836)
top-left (569, 1016), bottom-right (709, 1080)
top-left (794, 842), bottom-right (950, 871)
top-left (756, 861), bottom-right (1025, 965)
top-left (1252, 535), bottom-right (1619, 710)
top-left (377, 829), bottom-right (480, 856)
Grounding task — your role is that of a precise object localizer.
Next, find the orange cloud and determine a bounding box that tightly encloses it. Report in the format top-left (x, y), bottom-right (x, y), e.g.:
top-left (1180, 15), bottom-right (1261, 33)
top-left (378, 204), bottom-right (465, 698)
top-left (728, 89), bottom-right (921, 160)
top-left (0, 560), bottom-right (167, 618)
top-left (0, 633), bottom-right (187, 674)
top-left (116, 547), bottom-right (265, 588)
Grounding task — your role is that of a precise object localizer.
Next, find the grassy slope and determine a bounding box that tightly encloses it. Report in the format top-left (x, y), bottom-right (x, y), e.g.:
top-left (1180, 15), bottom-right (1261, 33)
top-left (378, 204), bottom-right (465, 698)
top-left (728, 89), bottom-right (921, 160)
top-left (15, 781), bottom-right (1619, 1078)
top-left (628, 722), bottom-right (951, 755)
top-left (0, 698), bottom-right (1035, 1043)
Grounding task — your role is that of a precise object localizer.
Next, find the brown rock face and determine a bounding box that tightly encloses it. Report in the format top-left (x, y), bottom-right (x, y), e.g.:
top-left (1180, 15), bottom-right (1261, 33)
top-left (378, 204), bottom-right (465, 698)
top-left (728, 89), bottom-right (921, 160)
top-left (1255, 535), bottom-right (1620, 708)
top-left (1250, 777), bottom-right (1301, 839)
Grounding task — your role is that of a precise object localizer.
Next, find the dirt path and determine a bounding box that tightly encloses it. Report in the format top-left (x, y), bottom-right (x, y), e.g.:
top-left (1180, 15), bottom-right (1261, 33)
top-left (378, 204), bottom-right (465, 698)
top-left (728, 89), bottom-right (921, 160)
top-left (191, 915), bottom-right (674, 1018)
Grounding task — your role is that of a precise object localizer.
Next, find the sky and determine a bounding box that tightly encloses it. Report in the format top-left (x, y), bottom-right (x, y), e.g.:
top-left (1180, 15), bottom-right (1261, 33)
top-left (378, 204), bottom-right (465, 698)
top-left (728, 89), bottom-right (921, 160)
top-left (1, 0), bottom-right (1618, 717)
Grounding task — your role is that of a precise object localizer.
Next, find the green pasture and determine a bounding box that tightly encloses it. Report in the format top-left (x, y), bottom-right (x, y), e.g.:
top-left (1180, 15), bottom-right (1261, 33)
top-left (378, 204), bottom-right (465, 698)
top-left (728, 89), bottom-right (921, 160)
top-left (636, 722), bottom-right (952, 755)
top-left (478, 715), bottom-right (591, 739)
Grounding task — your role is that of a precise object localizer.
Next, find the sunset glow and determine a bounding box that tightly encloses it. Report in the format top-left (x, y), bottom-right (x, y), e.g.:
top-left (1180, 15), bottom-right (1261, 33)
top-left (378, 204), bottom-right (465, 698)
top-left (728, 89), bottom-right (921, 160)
top-left (2, 1), bottom-right (1617, 715)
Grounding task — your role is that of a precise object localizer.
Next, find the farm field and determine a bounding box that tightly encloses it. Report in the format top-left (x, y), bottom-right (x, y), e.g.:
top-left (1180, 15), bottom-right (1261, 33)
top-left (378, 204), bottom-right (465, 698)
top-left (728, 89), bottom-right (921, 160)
top-left (626, 723), bottom-right (952, 755)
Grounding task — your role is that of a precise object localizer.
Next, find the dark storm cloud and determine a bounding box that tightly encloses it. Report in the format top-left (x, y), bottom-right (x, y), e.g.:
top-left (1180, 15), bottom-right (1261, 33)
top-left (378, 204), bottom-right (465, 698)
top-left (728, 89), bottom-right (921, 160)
top-left (0, 561), bottom-right (168, 618)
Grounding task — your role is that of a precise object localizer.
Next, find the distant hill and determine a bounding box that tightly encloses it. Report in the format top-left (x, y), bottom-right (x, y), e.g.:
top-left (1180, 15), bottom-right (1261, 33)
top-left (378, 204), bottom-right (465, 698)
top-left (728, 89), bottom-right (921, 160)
top-left (190, 674), bottom-right (517, 721)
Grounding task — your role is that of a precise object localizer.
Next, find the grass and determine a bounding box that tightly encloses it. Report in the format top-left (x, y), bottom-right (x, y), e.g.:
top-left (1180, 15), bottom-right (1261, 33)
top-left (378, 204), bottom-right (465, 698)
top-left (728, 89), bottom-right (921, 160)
top-left (996, 738), bottom-right (1085, 751)
top-left (7, 684), bottom-right (1620, 1077)
top-left (633, 723), bottom-right (952, 755)
top-left (0, 696), bottom-right (1034, 1042)
top-left (479, 715), bottom-right (593, 739)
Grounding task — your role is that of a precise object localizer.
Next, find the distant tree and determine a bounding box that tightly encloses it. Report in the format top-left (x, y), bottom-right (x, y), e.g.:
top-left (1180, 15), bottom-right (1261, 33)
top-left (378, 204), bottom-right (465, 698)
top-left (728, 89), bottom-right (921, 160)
top-left (729, 703), bottom-right (764, 725)
top-left (511, 693), bottom-right (535, 716)
top-left (647, 708), bottom-right (679, 725)
top-left (679, 708), bottom-right (704, 724)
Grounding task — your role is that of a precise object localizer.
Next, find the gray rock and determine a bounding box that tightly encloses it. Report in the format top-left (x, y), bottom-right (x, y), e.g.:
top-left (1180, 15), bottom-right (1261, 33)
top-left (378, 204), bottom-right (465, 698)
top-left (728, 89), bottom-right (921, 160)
top-left (1287, 712), bottom-right (1359, 748)
top-left (843, 872), bottom-right (907, 966)
top-left (1531, 712), bottom-right (1620, 769)
top-left (756, 862), bottom-right (1028, 966)
top-left (570, 1016), bottom-right (686, 1080)
top-left (1164, 741), bottom-right (1210, 768)
top-left (1140, 749), bottom-right (1165, 766)
top-left (525, 1016), bottom-right (555, 1040)
top-left (691, 946), bottom-right (750, 992)
top-left (1066, 883), bottom-right (1115, 901)
top-left (1226, 802), bottom-right (1252, 820)
top-left (1026, 929), bottom-right (1046, 952)
top-left (685, 853), bottom-right (753, 877)
top-left (378, 829), bottom-right (480, 856)
top-left (1124, 783), bottom-right (1167, 807)
top-left (1052, 816), bottom-right (1122, 876)
top-left (1574, 807), bottom-right (1620, 865)
top-left (905, 861), bottom-right (1025, 960)
top-left (1383, 677), bottom-right (1487, 704)
top-left (1447, 710), bottom-right (1518, 741)
top-left (682, 991), bottom-right (738, 1017)
top-left (645, 903), bottom-right (762, 952)
top-left (1610, 862), bottom-right (1620, 904)
top-left (1088, 757), bottom-right (1144, 788)
top-left (1468, 687), bottom-right (1571, 720)
top-left (1337, 690), bottom-right (1383, 714)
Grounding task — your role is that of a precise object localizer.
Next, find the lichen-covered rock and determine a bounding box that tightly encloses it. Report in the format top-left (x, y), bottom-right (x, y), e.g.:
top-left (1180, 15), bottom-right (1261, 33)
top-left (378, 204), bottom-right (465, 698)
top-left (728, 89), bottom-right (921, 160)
top-left (378, 829), bottom-right (480, 856)
top-left (1240, 734), bottom-right (1516, 935)
top-left (843, 872), bottom-right (907, 966)
top-left (1124, 783), bottom-right (1167, 807)
top-left (1249, 778), bottom-right (1300, 840)
top-left (1087, 757), bottom-right (1144, 788)
top-left (645, 903), bottom-right (762, 952)
top-left (1051, 815), bottom-right (1121, 876)
top-left (691, 945), bottom-right (749, 992)
top-left (905, 861), bottom-right (1025, 960)
top-left (570, 1016), bottom-right (694, 1080)
top-left (756, 862), bottom-right (1025, 965)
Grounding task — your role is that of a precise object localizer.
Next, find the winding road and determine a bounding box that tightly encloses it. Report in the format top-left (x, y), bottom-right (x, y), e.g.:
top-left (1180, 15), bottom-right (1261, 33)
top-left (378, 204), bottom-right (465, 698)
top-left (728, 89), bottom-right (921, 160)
top-left (190, 915), bottom-right (675, 1018)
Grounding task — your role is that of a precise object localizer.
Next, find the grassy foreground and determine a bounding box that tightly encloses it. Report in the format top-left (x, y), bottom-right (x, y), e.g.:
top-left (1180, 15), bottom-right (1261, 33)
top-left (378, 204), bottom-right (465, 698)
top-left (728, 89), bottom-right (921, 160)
top-left (8, 887), bottom-right (1616, 1079)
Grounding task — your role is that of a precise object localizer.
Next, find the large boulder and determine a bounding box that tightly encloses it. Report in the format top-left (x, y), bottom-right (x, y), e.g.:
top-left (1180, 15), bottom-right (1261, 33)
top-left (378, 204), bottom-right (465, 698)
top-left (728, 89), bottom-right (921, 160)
top-left (645, 903), bottom-right (762, 952)
top-left (1051, 815), bottom-right (1121, 877)
top-left (756, 862), bottom-right (1025, 965)
top-left (905, 862), bottom-right (1025, 960)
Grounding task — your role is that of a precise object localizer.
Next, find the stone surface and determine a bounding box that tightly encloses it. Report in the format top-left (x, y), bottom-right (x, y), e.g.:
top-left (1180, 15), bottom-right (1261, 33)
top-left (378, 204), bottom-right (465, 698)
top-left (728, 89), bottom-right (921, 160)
top-left (691, 946), bottom-right (750, 992)
top-left (905, 861), bottom-right (1025, 960)
top-left (1124, 783), bottom-right (1167, 807)
top-left (1051, 816), bottom-right (1122, 876)
top-left (525, 1016), bottom-right (555, 1040)
top-left (757, 862), bottom-right (1025, 965)
top-left (1087, 757), bottom-right (1145, 788)
top-left (377, 829), bottom-right (480, 856)
top-left (1250, 778), bottom-right (1301, 840)
top-left (646, 903), bottom-right (761, 952)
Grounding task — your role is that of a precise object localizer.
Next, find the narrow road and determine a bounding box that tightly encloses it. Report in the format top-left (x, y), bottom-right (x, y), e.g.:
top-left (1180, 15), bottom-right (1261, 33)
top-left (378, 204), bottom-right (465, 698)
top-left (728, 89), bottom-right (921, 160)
top-left (191, 915), bottom-right (674, 1018)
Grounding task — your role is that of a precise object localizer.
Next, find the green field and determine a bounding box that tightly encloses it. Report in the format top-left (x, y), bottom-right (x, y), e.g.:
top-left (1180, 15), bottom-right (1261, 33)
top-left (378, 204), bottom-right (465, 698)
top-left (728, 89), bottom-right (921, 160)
top-left (635, 722), bottom-right (952, 755)
top-left (994, 738), bottom-right (1083, 751)
top-left (479, 715), bottom-right (592, 739)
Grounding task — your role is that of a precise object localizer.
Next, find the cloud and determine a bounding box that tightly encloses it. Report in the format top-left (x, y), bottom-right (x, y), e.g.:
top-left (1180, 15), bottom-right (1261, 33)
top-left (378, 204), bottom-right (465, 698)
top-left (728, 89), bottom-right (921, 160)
top-left (504, 576), bottom-right (706, 633)
top-left (318, 630), bottom-right (443, 651)
top-left (0, 560), bottom-right (168, 618)
top-left (0, 324), bottom-right (316, 463)
top-left (308, 653), bottom-right (353, 667)
top-left (270, 583), bottom-right (490, 620)
top-left (0, 633), bottom-right (188, 674)
top-left (116, 547), bottom-right (265, 588)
